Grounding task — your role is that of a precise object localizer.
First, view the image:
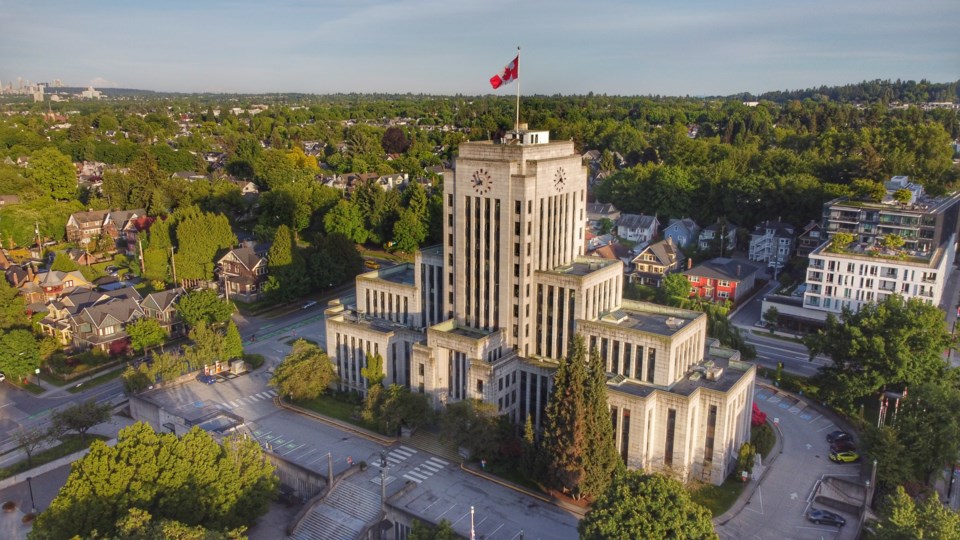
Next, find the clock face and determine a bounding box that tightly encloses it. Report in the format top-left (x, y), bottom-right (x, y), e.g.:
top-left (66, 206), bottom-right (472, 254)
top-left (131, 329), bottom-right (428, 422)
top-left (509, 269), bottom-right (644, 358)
top-left (554, 167), bottom-right (567, 191)
top-left (471, 168), bottom-right (492, 194)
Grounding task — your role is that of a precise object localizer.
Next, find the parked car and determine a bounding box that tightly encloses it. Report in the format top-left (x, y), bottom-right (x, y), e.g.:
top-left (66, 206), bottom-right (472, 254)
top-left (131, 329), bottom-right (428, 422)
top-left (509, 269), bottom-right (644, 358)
top-left (830, 440), bottom-right (856, 453)
top-left (829, 450), bottom-right (860, 463)
top-left (196, 374), bottom-right (217, 385)
top-left (826, 430), bottom-right (851, 444)
top-left (364, 259), bottom-right (381, 270)
top-left (104, 265), bottom-right (119, 276)
top-left (0, 372), bottom-right (5, 383)
top-left (807, 508), bottom-right (846, 527)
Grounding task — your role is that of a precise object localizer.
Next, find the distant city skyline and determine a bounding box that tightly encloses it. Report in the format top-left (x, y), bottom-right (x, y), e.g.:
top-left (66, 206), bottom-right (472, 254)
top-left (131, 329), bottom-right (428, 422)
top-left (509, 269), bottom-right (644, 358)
top-left (1, 0), bottom-right (957, 96)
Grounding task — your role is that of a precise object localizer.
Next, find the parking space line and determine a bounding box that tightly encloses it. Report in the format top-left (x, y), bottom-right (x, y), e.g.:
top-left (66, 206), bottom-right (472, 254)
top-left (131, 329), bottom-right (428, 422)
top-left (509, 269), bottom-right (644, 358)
top-left (307, 453), bottom-right (328, 465)
top-left (816, 423), bottom-right (835, 432)
top-left (280, 444), bottom-right (304, 456)
top-left (487, 523), bottom-right (503, 538)
top-left (451, 511), bottom-right (471, 526)
top-left (296, 448), bottom-right (318, 460)
top-left (807, 413), bottom-right (822, 423)
top-left (436, 504), bottom-right (456, 519)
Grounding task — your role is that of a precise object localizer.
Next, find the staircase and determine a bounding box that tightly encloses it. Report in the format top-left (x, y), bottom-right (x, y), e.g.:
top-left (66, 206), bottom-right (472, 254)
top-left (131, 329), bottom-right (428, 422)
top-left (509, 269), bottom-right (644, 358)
top-left (289, 480), bottom-right (382, 540)
top-left (406, 428), bottom-right (461, 463)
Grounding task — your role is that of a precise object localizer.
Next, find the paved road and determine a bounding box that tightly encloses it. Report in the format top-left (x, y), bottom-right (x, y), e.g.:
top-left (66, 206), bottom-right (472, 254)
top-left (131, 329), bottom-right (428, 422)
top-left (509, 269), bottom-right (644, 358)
top-left (742, 331), bottom-right (831, 378)
top-left (716, 386), bottom-right (862, 540)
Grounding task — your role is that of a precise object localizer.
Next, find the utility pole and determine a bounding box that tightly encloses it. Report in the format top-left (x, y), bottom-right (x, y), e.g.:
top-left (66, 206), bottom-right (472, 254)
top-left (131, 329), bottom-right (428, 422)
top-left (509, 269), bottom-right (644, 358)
top-left (137, 235), bottom-right (145, 273)
top-left (169, 246), bottom-right (177, 286)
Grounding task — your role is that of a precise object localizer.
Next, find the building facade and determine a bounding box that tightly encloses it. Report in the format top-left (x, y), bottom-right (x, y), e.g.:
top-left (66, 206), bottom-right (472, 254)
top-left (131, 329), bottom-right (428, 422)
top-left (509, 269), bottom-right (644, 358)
top-left (748, 219), bottom-right (795, 269)
top-left (324, 128), bottom-right (754, 485)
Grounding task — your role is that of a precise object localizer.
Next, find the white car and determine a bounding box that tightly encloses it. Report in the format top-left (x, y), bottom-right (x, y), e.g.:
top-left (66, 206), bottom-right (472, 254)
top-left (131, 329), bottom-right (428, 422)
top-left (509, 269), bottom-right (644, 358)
top-left (0, 372), bottom-right (6, 383)
top-left (302, 300), bottom-right (317, 309)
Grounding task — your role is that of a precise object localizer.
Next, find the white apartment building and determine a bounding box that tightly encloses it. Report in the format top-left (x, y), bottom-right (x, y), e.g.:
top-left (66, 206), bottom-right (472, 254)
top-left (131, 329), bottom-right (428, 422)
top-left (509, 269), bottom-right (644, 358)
top-left (324, 127), bottom-right (755, 485)
top-left (803, 237), bottom-right (955, 314)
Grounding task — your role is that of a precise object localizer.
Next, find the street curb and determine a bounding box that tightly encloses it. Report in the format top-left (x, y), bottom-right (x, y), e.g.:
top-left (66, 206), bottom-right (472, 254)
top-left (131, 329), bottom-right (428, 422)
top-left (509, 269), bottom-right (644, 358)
top-left (0, 437), bottom-right (117, 493)
top-left (274, 397), bottom-right (398, 446)
top-left (458, 462), bottom-right (588, 519)
top-left (713, 414), bottom-right (783, 525)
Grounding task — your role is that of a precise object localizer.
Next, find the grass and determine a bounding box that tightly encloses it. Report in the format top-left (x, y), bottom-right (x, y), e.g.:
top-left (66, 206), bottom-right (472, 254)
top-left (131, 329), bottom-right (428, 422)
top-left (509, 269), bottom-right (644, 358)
top-left (689, 475), bottom-right (747, 517)
top-left (9, 379), bottom-right (44, 395)
top-left (295, 393), bottom-right (375, 430)
top-left (39, 372), bottom-right (69, 387)
top-left (484, 460), bottom-right (542, 492)
top-left (0, 434), bottom-right (109, 481)
top-left (67, 367), bottom-right (124, 394)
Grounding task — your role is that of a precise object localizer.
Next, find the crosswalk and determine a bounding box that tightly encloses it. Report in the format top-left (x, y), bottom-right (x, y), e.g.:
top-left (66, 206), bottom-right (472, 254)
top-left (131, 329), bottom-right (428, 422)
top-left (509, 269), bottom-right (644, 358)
top-left (385, 446), bottom-right (450, 484)
top-left (219, 389), bottom-right (278, 410)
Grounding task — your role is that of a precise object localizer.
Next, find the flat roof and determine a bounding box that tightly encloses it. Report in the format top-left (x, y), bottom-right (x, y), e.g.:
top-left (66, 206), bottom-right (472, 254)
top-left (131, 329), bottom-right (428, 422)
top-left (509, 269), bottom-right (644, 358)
top-left (542, 257), bottom-right (619, 277)
top-left (361, 263), bottom-right (415, 286)
top-left (593, 305), bottom-right (703, 338)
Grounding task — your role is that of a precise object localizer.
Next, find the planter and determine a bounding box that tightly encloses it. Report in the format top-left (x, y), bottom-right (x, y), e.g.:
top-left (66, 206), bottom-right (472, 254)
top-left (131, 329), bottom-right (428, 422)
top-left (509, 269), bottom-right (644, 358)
top-left (2, 501), bottom-right (16, 512)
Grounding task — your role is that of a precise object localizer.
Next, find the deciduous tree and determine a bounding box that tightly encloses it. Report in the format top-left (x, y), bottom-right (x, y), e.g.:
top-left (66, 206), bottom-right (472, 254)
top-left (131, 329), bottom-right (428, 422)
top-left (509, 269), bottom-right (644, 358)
top-left (49, 399), bottom-right (112, 445)
top-left (269, 339), bottom-right (337, 400)
top-left (126, 317), bottom-right (166, 354)
top-left (874, 486), bottom-right (960, 540)
top-left (323, 200), bottom-right (368, 244)
top-left (176, 289), bottom-right (233, 328)
top-left (0, 328), bottom-right (40, 381)
top-left (28, 147), bottom-right (76, 200)
top-left (578, 471), bottom-right (717, 540)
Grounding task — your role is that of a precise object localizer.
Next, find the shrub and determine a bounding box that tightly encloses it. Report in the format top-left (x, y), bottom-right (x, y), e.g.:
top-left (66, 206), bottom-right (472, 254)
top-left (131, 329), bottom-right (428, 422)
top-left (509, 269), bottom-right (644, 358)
top-left (244, 353), bottom-right (265, 370)
top-left (751, 423), bottom-right (775, 458)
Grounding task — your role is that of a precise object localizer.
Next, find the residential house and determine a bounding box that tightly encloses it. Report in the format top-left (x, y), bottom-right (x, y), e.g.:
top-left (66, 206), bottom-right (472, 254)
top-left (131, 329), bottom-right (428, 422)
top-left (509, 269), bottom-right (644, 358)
top-left (65, 248), bottom-right (98, 267)
top-left (377, 173), bottom-right (409, 191)
top-left (748, 219), bottom-right (796, 269)
top-left (39, 286), bottom-right (144, 351)
top-left (5, 263), bottom-right (45, 306)
top-left (140, 288), bottom-right (186, 338)
top-left (171, 171), bottom-right (207, 182)
top-left (662, 217), bottom-right (701, 250)
top-left (104, 209), bottom-right (147, 253)
top-left (585, 202), bottom-right (621, 228)
top-left (229, 178), bottom-right (259, 195)
top-left (795, 220), bottom-right (823, 258)
top-left (617, 214), bottom-right (659, 243)
top-left (699, 220), bottom-right (738, 253)
top-left (65, 210), bottom-right (110, 246)
top-left (587, 241), bottom-right (632, 267)
top-left (217, 245), bottom-right (269, 302)
top-left (683, 257), bottom-right (759, 303)
top-left (630, 237), bottom-right (682, 286)
top-left (36, 270), bottom-right (94, 302)
top-left (121, 215), bottom-right (155, 256)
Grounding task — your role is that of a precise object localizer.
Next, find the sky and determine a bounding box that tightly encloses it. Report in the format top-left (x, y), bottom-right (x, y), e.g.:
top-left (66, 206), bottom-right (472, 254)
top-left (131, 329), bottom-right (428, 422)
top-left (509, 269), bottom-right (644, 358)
top-left (1, 0), bottom-right (957, 96)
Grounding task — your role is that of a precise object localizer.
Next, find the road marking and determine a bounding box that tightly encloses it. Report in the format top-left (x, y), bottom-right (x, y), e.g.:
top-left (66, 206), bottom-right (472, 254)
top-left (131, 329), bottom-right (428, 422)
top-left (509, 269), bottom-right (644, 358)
top-left (407, 470), bottom-right (428, 480)
top-left (420, 462), bottom-right (441, 472)
top-left (816, 423), bottom-right (836, 433)
top-left (403, 474), bottom-right (423, 484)
top-left (256, 392), bottom-right (272, 399)
top-left (387, 456), bottom-right (403, 465)
top-left (451, 511), bottom-right (471, 526)
top-left (297, 448), bottom-right (318, 460)
top-left (280, 444), bottom-right (304, 456)
top-left (307, 453), bottom-right (327, 465)
top-left (399, 445), bottom-right (418, 454)
top-left (393, 448), bottom-right (413, 458)
top-left (427, 456), bottom-right (449, 466)
top-left (267, 389), bottom-right (278, 397)
top-left (790, 492), bottom-right (798, 500)
top-left (436, 504), bottom-right (456, 519)
top-left (487, 523), bottom-right (504, 537)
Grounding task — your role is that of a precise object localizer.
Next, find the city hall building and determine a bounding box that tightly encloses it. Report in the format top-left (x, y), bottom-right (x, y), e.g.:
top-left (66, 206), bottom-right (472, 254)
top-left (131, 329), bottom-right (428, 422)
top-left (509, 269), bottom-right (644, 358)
top-left (325, 127), bottom-right (755, 484)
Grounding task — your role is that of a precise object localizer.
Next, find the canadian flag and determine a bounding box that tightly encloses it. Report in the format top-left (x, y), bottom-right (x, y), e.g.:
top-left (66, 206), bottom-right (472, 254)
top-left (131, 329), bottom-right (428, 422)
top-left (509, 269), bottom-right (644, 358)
top-left (490, 55), bottom-right (519, 89)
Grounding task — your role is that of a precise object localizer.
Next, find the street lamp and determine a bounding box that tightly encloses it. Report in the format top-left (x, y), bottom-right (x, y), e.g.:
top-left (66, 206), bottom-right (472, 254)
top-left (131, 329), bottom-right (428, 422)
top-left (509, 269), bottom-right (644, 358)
top-left (35, 368), bottom-right (41, 389)
top-left (26, 476), bottom-right (36, 514)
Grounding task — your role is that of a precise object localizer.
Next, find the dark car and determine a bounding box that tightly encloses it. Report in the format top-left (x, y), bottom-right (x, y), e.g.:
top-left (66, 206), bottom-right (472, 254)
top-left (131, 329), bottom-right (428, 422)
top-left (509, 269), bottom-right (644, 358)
top-left (826, 430), bottom-right (851, 444)
top-left (196, 374), bottom-right (217, 385)
top-left (830, 440), bottom-right (856, 453)
top-left (807, 508), bottom-right (846, 527)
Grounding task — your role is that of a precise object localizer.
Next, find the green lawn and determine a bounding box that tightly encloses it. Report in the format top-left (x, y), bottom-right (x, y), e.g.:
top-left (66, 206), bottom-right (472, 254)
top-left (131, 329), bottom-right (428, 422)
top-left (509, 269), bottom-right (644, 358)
top-left (39, 372), bottom-right (69, 387)
top-left (689, 476), bottom-right (747, 517)
top-left (0, 434), bottom-right (109, 480)
top-left (484, 460), bottom-right (542, 492)
top-left (294, 394), bottom-right (382, 432)
top-left (67, 367), bottom-right (124, 394)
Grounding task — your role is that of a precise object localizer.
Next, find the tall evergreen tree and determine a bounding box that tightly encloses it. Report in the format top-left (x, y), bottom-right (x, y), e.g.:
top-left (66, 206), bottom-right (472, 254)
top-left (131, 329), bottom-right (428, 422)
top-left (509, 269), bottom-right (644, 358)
top-left (541, 334), bottom-right (590, 499)
top-left (223, 320), bottom-right (244, 360)
top-left (263, 224), bottom-right (309, 302)
top-left (582, 347), bottom-right (625, 497)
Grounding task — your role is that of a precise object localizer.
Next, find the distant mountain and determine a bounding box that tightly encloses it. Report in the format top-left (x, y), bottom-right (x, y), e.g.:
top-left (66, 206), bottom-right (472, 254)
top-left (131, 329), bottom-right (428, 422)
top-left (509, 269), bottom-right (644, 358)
top-left (729, 79), bottom-right (960, 104)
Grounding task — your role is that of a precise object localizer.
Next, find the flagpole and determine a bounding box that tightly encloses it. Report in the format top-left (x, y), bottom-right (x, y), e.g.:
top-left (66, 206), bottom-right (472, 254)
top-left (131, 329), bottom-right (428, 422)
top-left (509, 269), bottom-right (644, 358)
top-left (515, 46), bottom-right (521, 131)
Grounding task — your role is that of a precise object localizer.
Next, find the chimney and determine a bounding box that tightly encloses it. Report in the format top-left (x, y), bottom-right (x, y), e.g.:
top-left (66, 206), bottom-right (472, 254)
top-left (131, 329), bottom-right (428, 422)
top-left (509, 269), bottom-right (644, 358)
top-left (687, 258), bottom-right (693, 270)
top-left (737, 264), bottom-right (742, 277)
top-left (27, 264), bottom-right (35, 281)
top-left (10, 269), bottom-right (19, 287)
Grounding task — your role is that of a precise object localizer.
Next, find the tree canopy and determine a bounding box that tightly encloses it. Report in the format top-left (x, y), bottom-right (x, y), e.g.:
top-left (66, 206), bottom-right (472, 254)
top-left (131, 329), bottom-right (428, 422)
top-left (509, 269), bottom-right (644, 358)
top-left (126, 317), bottom-right (167, 354)
top-left (32, 423), bottom-right (277, 540)
top-left (176, 289), bottom-right (234, 328)
top-left (269, 339), bottom-right (337, 400)
top-left (874, 485), bottom-right (960, 540)
top-left (578, 471), bottom-right (718, 540)
top-left (805, 295), bottom-right (953, 412)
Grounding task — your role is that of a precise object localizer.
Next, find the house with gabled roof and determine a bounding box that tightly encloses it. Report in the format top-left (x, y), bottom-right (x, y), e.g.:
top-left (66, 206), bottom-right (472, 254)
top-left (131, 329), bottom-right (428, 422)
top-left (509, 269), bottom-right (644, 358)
top-left (66, 210), bottom-right (110, 246)
top-left (617, 213), bottom-right (659, 243)
top-left (662, 217), bottom-right (701, 250)
top-left (795, 220), bottom-right (823, 258)
top-left (217, 245), bottom-right (269, 302)
top-left (630, 237), bottom-right (682, 286)
top-left (141, 287), bottom-right (185, 338)
top-left (39, 286), bottom-right (144, 350)
top-left (586, 202), bottom-right (621, 226)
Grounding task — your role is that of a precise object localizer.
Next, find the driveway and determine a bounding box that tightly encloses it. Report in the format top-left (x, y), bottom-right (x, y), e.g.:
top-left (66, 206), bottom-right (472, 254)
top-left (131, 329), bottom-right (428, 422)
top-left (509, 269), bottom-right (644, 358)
top-left (715, 384), bottom-right (862, 540)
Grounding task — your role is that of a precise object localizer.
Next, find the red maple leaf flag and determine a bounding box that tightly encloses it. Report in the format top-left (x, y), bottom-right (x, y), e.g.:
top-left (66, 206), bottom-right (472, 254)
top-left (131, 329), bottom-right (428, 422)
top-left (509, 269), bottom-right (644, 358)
top-left (490, 55), bottom-right (519, 89)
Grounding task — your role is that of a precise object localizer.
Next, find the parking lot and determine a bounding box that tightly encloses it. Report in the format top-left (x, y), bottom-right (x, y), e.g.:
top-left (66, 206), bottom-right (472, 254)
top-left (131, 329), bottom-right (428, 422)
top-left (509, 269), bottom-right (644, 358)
top-left (715, 386), bottom-right (862, 540)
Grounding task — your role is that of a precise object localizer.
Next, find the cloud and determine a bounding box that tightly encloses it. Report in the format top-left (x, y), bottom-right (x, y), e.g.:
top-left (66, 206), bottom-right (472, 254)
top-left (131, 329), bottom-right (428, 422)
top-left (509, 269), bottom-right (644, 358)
top-left (89, 76), bottom-right (117, 88)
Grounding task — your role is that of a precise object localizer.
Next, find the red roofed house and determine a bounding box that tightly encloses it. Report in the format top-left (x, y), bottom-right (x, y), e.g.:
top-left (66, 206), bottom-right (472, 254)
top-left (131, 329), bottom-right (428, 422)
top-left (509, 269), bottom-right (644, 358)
top-left (682, 257), bottom-right (759, 303)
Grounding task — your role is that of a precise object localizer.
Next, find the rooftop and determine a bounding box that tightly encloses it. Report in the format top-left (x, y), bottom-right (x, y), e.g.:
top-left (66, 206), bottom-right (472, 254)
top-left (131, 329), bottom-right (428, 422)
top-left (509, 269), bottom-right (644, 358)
top-left (592, 300), bottom-right (704, 338)
top-left (360, 263), bottom-right (415, 286)
top-left (544, 257), bottom-right (619, 277)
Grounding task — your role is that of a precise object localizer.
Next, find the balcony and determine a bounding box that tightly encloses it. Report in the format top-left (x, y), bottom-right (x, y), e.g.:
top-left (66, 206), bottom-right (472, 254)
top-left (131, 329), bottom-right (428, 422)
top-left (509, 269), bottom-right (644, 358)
top-left (804, 296), bottom-right (821, 307)
top-left (807, 271), bottom-right (823, 282)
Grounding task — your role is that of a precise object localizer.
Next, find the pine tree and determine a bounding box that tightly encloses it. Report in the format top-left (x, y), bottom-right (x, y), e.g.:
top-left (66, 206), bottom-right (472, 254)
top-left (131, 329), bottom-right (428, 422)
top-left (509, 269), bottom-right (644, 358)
top-left (582, 346), bottom-right (625, 497)
top-left (541, 334), bottom-right (589, 498)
